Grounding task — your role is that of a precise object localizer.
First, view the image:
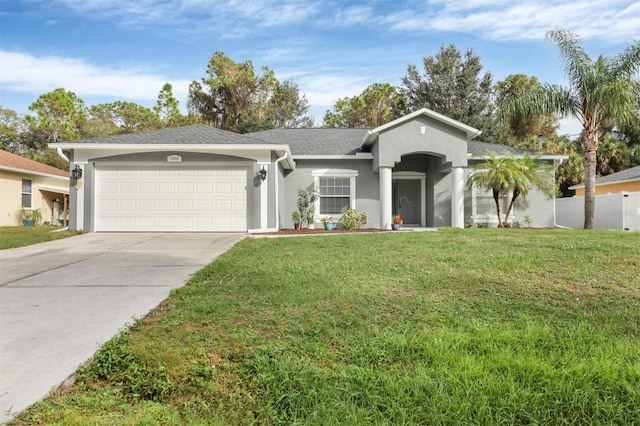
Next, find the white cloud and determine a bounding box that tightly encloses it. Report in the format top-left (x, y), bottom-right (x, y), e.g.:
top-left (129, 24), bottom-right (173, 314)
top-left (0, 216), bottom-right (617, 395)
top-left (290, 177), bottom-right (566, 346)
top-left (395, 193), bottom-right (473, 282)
top-left (0, 50), bottom-right (191, 104)
top-left (384, 0), bottom-right (640, 42)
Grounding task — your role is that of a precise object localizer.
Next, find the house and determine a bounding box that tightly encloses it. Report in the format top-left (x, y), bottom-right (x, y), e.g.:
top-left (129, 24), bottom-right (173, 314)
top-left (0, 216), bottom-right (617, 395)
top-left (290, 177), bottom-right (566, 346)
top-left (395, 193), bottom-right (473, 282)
top-left (570, 165), bottom-right (640, 195)
top-left (49, 109), bottom-right (564, 232)
top-left (0, 150), bottom-right (69, 226)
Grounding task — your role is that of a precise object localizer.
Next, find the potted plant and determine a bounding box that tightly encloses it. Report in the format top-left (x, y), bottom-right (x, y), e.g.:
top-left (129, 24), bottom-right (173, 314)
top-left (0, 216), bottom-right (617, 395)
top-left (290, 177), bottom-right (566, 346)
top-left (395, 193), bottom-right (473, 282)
top-left (291, 210), bottom-right (303, 230)
top-left (392, 215), bottom-right (403, 231)
top-left (320, 216), bottom-right (334, 231)
top-left (19, 208), bottom-right (42, 227)
top-left (297, 188), bottom-right (319, 229)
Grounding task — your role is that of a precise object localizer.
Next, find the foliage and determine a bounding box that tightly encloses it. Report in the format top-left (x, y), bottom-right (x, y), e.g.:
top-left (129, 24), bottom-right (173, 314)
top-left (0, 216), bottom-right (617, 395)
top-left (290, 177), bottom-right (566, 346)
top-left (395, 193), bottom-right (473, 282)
top-left (0, 227), bottom-right (80, 250)
top-left (323, 83), bottom-right (405, 128)
top-left (0, 106), bottom-right (28, 152)
top-left (596, 133), bottom-right (631, 176)
top-left (188, 51), bottom-right (312, 133)
top-left (296, 188), bottom-right (319, 227)
top-left (467, 153), bottom-right (555, 227)
top-left (18, 208), bottom-right (42, 225)
top-left (12, 230), bottom-right (640, 425)
top-left (291, 210), bottom-right (302, 225)
top-left (25, 88), bottom-right (87, 145)
top-left (400, 44), bottom-right (494, 138)
top-left (495, 74), bottom-right (559, 140)
top-left (320, 216), bottom-right (333, 224)
top-left (339, 208), bottom-right (369, 230)
top-left (153, 83), bottom-right (193, 127)
top-left (501, 29), bottom-right (640, 228)
top-left (392, 214), bottom-right (403, 224)
top-left (87, 101), bottom-right (164, 134)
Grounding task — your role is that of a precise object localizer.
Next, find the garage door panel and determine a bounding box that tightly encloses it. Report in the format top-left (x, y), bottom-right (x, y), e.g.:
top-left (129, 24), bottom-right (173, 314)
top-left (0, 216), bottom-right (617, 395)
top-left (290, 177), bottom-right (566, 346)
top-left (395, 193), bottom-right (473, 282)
top-left (95, 165), bottom-right (248, 232)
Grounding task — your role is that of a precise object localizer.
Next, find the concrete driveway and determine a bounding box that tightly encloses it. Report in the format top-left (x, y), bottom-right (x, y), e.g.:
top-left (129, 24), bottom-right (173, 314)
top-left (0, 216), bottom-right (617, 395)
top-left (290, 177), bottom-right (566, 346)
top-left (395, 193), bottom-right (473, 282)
top-left (0, 232), bottom-right (245, 424)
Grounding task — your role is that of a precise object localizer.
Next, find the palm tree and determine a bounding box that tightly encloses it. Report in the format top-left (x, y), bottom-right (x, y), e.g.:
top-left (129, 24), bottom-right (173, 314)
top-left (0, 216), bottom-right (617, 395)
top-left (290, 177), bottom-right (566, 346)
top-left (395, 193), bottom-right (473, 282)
top-left (467, 153), bottom-right (555, 227)
top-left (503, 30), bottom-right (640, 228)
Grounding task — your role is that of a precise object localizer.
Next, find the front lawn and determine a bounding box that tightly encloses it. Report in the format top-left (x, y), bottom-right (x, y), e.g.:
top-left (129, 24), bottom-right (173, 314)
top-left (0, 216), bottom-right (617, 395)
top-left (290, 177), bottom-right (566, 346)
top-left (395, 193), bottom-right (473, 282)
top-left (0, 226), bottom-right (81, 250)
top-left (13, 229), bottom-right (640, 425)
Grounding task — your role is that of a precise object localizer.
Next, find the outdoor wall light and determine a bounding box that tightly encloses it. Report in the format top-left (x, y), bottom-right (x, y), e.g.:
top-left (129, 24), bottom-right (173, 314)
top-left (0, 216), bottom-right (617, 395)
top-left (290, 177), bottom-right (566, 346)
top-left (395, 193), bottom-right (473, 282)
top-left (71, 165), bottom-right (83, 180)
top-left (259, 167), bottom-right (267, 181)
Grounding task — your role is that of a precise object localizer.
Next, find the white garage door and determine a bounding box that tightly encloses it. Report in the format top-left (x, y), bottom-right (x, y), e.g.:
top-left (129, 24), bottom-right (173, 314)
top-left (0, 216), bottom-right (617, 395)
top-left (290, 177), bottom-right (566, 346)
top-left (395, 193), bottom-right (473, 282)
top-left (95, 165), bottom-right (248, 232)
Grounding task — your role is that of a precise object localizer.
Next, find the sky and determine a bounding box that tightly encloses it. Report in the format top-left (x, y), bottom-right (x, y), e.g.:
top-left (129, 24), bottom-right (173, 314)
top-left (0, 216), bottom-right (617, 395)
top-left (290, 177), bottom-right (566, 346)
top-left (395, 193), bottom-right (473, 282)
top-left (1, 0), bottom-right (639, 135)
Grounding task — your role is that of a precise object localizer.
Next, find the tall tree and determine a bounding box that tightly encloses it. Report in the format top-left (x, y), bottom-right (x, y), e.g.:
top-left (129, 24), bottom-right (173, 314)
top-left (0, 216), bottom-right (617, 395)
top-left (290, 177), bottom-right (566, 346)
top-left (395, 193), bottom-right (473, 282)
top-left (154, 83), bottom-right (193, 127)
top-left (495, 74), bottom-right (558, 140)
top-left (400, 44), bottom-right (493, 135)
top-left (0, 106), bottom-right (27, 152)
top-left (323, 83), bottom-right (405, 128)
top-left (467, 153), bottom-right (555, 227)
top-left (88, 101), bottom-right (164, 134)
top-left (502, 30), bottom-right (640, 228)
top-left (267, 79), bottom-right (314, 128)
top-left (25, 88), bottom-right (87, 145)
top-left (188, 51), bottom-right (312, 133)
top-left (187, 51), bottom-right (276, 132)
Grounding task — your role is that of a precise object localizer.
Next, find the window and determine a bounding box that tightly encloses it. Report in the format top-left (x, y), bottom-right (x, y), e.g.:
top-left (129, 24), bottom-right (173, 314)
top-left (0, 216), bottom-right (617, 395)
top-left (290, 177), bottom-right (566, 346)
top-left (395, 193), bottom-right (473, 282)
top-left (312, 169), bottom-right (358, 217)
top-left (21, 179), bottom-right (32, 208)
top-left (319, 177), bottom-right (351, 214)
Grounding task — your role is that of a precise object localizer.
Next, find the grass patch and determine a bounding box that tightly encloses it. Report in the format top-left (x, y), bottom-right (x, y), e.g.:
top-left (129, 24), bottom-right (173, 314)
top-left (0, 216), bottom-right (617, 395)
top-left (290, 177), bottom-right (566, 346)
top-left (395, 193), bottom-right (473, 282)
top-left (12, 229), bottom-right (640, 425)
top-left (0, 226), bottom-right (81, 250)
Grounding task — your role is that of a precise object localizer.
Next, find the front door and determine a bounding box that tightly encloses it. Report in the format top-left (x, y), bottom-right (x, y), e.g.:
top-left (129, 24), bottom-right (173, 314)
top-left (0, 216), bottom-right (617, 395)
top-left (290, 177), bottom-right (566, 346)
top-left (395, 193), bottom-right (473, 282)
top-left (393, 179), bottom-right (421, 225)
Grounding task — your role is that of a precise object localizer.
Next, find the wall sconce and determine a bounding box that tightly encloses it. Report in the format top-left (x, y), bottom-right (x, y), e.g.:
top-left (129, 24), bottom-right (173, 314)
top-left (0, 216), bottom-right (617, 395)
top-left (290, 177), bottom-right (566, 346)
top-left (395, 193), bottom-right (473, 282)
top-left (71, 165), bottom-right (83, 180)
top-left (258, 167), bottom-right (267, 181)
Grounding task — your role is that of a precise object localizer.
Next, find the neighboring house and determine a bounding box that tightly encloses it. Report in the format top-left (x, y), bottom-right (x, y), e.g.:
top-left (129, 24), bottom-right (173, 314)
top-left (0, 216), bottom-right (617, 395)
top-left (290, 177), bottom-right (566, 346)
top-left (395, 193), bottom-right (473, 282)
top-left (570, 165), bottom-right (640, 195)
top-left (50, 109), bottom-right (564, 232)
top-left (0, 150), bottom-right (69, 227)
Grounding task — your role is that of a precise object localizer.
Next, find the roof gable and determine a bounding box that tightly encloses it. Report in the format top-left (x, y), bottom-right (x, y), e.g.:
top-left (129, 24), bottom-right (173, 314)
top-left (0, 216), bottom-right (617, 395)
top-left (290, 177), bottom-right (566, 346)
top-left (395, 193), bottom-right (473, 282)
top-left (0, 150), bottom-right (69, 178)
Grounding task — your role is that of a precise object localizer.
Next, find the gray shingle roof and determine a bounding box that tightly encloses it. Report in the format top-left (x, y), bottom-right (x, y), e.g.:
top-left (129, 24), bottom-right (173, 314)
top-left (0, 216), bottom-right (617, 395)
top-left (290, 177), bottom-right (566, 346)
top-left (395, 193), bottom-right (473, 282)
top-left (248, 128), bottom-right (370, 155)
top-left (63, 124), bottom-right (555, 158)
top-left (68, 124), bottom-right (265, 145)
top-left (467, 140), bottom-right (538, 156)
top-left (595, 165), bottom-right (640, 184)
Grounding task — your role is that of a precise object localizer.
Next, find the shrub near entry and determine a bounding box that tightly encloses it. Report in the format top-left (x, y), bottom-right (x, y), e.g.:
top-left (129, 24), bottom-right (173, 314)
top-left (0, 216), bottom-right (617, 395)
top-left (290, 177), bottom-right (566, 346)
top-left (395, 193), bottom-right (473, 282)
top-left (339, 208), bottom-right (368, 230)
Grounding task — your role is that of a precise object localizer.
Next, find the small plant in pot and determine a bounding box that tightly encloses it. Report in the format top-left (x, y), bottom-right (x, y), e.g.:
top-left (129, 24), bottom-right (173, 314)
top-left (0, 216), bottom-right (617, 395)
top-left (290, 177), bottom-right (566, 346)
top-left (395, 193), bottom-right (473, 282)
top-left (392, 215), bottom-right (403, 230)
top-left (291, 210), bottom-right (303, 230)
top-left (19, 208), bottom-right (42, 227)
top-left (320, 216), bottom-right (334, 231)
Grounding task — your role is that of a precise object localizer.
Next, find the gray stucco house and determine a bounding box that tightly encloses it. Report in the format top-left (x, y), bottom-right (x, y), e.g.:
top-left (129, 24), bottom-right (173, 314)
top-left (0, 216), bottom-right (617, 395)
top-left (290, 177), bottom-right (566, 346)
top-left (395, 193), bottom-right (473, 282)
top-left (51, 108), bottom-right (564, 232)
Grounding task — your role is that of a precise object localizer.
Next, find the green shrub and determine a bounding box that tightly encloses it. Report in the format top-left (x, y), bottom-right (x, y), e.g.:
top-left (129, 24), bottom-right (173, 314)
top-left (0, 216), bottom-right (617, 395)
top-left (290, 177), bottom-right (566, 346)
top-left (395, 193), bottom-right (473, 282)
top-left (339, 208), bottom-right (368, 230)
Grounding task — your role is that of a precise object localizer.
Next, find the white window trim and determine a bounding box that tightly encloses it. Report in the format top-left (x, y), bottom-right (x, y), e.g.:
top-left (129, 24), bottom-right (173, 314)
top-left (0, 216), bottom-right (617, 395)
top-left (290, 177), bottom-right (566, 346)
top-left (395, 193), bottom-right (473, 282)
top-left (312, 169), bottom-right (358, 218)
top-left (22, 178), bottom-right (32, 208)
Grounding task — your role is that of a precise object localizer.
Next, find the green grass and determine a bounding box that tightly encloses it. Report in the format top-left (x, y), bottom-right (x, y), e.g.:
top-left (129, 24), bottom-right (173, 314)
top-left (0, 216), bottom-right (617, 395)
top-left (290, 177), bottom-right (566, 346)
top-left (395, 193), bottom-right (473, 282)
top-left (0, 226), bottom-right (81, 250)
top-left (12, 229), bottom-right (640, 425)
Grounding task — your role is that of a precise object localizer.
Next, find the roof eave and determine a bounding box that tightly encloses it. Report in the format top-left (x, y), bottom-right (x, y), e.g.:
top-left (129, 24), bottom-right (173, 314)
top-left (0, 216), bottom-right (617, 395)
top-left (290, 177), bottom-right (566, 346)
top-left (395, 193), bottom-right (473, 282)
top-left (0, 165), bottom-right (69, 180)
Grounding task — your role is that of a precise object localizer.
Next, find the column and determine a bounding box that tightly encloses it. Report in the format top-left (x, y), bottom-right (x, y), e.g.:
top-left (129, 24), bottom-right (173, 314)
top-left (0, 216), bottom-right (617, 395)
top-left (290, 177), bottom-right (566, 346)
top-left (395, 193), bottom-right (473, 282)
top-left (379, 166), bottom-right (392, 229)
top-left (451, 166), bottom-right (464, 228)
top-left (259, 163), bottom-right (268, 230)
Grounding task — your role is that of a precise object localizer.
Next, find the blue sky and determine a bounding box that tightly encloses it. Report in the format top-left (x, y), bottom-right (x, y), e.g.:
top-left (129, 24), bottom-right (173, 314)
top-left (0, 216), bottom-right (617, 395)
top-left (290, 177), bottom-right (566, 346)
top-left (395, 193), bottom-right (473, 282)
top-left (1, 0), bottom-right (639, 135)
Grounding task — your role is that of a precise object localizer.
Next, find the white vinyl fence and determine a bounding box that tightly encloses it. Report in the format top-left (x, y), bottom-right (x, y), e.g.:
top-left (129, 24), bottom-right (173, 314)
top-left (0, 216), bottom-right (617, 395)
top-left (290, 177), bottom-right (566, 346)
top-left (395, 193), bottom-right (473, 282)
top-left (556, 191), bottom-right (640, 231)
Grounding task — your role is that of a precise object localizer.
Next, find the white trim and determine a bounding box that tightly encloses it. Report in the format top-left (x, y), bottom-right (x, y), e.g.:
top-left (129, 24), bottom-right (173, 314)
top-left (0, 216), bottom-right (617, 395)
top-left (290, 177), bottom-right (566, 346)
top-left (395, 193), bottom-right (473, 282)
top-left (294, 154), bottom-right (373, 160)
top-left (0, 165), bottom-right (69, 181)
top-left (363, 107), bottom-right (482, 147)
top-left (311, 168), bottom-right (359, 177)
top-left (93, 161), bottom-right (254, 167)
top-left (258, 162), bottom-right (269, 230)
top-left (38, 185), bottom-right (69, 194)
top-left (392, 173), bottom-right (426, 226)
top-left (471, 154), bottom-right (567, 161)
top-left (312, 169), bottom-right (358, 218)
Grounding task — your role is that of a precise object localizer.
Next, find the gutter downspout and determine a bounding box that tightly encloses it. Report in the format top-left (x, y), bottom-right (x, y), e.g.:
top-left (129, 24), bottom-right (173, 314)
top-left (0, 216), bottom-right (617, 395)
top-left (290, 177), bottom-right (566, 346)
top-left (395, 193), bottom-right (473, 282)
top-left (56, 148), bottom-right (70, 163)
top-left (273, 151), bottom-right (288, 230)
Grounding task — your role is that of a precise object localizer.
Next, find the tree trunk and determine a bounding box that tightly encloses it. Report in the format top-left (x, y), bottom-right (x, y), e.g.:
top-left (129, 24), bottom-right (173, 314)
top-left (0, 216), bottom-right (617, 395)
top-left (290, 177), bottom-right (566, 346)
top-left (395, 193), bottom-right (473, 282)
top-left (493, 190), bottom-right (502, 227)
top-left (503, 188), bottom-right (520, 227)
top-left (583, 145), bottom-right (597, 229)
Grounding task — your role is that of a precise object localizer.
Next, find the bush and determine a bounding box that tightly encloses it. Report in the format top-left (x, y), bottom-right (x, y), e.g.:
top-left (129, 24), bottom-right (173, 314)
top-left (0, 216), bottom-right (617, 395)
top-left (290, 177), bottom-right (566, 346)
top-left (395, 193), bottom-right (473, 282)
top-left (339, 209), bottom-right (368, 230)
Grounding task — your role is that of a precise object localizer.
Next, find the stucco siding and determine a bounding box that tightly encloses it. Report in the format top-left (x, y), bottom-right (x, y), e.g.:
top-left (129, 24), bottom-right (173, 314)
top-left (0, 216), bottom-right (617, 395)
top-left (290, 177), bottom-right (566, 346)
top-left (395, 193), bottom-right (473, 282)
top-left (0, 170), bottom-right (68, 226)
top-left (282, 159), bottom-right (380, 228)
